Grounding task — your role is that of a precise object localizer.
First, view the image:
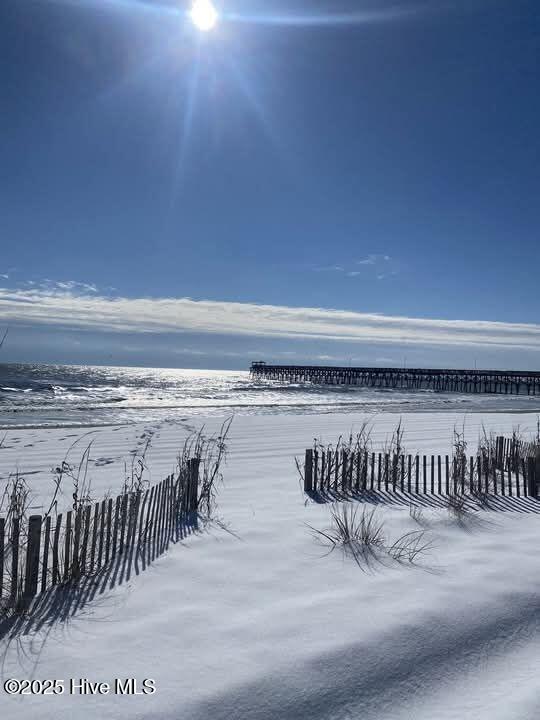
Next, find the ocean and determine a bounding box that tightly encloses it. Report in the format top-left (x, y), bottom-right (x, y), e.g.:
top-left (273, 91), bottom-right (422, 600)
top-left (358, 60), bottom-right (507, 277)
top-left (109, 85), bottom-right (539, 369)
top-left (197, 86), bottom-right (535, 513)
top-left (1, 362), bottom-right (540, 429)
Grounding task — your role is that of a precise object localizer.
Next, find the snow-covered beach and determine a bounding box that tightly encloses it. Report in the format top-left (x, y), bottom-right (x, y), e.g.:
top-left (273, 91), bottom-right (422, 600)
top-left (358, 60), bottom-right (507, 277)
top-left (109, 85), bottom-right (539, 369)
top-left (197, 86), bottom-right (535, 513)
top-left (5, 0), bottom-right (540, 713)
top-left (2, 407), bottom-right (540, 719)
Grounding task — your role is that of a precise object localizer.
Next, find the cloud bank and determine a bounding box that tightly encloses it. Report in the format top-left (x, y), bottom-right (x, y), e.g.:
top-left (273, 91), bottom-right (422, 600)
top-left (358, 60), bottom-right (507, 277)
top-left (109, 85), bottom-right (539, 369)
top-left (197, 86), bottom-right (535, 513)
top-left (1, 284), bottom-right (539, 351)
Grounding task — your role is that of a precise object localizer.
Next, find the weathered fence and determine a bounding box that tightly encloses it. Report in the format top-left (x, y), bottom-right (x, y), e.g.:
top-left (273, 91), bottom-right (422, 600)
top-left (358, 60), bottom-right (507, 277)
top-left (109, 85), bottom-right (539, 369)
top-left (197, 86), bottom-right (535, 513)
top-left (303, 442), bottom-right (540, 499)
top-left (0, 459), bottom-right (200, 613)
top-left (494, 435), bottom-right (540, 470)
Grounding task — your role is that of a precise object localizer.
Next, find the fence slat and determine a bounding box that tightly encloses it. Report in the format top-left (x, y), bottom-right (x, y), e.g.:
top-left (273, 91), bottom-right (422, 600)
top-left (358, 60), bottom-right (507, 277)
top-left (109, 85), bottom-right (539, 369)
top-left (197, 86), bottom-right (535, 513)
top-left (327, 450), bottom-right (332, 489)
top-left (112, 495), bottom-right (121, 559)
top-left (153, 482), bottom-right (162, 560)
top-left (52, 514), bottom-right (62, 585)
top-left (24, 515), bottom-right (42, 601)
top-left (160, 478), bottom-right (168, 550)
top-left (119, 493), bottom-right (128, 555)
top-left (341, 451), bottom-right (348, 493)
top-left (11, 517), bottom-right (20, 604)
top-left (145, 485), bottom-right (156, 551)
top-left (80, 505), bottom-right (91, 575)
top-left (90, 502), bottom-right (99, 572)
top-left (484, 455), bottom-right (490, 495)
top-left (64, 511), bottom-right (72, 582)
top-left (137, 488), bottom-right (150, 549)
top-left (158, 480), bottom-right (167, 552)
top-left (0, 517), bottom-right (5, 599)
top-left (41, 515), bottom-right (51, 594)
top-left (105, 498), bottom-right (113, 564)
top-left (72, 509), bottom-right (82, 578)
top-left (189, 460), bottom-right (200, 512)
top-left (362, 451), bottom-right (368, 491)
top-left (97, 499), bottom-right (105, 568)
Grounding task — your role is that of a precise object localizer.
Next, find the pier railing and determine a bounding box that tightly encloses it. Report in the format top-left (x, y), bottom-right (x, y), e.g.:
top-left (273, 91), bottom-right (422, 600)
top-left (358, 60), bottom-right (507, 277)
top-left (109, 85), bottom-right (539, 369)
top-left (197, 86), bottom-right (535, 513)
top-left (251, 363), bottom-right (540, 395)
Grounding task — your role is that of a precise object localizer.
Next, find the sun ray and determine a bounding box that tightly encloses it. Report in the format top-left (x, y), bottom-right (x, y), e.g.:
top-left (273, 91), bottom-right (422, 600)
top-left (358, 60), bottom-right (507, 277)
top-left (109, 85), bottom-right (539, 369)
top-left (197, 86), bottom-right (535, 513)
top-left (171, 39), bottom-right (203, 196)
top-left (223, 4), bottom-right (425, 28)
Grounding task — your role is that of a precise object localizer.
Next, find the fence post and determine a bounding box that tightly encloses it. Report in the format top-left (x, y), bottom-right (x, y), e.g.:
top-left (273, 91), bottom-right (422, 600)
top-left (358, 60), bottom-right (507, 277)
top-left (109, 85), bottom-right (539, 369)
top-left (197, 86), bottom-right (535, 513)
top-left (527, 456), bottom-right (538, 498)
top-left (496, 436), bottom-right (503, 468)
top-left (304, 449), bottom-right (313, 492)
top-left (24, 515), bottom-right (42, 602)
top-left (189, 459), bottom-right (200, 512)
top-left (11, 517), bottom-right (20, 605)
top-left (41, 515), bottom-right (51, 594)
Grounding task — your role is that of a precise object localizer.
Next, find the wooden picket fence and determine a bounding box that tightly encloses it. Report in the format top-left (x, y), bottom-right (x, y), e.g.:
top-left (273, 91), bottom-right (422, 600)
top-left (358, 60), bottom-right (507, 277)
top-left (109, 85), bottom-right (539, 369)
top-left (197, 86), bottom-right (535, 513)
top-left (0, 459), bottom-right (200, 613)
top-left (494, 435), bottom-right (539, 470)
top-left (303, 444), bottom-right (540, 499)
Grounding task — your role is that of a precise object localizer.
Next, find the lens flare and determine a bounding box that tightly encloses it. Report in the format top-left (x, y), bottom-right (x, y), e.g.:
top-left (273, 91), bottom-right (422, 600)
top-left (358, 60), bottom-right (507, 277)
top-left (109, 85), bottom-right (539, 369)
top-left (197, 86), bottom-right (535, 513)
top-left (190, 0), bottom-right (218, 31)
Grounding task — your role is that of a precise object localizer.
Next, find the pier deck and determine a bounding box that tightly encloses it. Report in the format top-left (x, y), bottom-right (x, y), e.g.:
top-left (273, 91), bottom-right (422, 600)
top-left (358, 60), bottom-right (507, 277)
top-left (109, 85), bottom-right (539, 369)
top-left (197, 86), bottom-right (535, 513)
top-left (250, 363), bottom-right (540, 395)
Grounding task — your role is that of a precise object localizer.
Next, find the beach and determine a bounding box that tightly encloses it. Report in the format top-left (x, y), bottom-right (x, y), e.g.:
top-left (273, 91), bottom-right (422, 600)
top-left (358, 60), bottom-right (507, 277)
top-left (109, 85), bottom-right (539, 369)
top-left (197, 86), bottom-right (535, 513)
top-left (2, 400), bottom-right (540, 719)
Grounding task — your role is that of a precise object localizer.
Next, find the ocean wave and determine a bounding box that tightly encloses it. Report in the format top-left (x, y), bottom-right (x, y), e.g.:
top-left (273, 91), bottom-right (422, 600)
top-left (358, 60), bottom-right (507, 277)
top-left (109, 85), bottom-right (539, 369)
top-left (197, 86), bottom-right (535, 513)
top-left (1, 362), bottom-right (540, 429)
top-left (1, 386), bottom-right (33, 393)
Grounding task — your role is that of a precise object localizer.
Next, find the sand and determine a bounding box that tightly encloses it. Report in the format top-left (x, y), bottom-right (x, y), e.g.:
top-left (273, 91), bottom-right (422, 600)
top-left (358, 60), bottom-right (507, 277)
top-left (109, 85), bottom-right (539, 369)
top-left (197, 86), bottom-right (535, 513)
top-left (1, 410), bottom-right (540, 719)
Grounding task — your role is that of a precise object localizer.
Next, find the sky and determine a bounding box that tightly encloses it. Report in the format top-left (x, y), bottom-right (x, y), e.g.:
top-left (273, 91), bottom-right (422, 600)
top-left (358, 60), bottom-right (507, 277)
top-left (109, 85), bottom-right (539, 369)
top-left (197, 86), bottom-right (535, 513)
top-left (1, 0), bottom-right (539, 370)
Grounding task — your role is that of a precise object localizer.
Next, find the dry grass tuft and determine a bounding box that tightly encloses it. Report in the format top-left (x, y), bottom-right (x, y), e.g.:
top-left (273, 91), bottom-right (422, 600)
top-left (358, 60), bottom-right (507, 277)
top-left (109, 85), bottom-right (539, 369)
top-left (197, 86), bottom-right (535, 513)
top-left (309, 503), bottom-right (432, 570)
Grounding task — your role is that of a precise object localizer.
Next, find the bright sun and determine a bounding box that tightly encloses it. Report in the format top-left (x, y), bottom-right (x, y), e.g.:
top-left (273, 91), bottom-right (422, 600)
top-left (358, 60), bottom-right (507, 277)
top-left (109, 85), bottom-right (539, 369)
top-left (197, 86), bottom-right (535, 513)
top-left (189, 0), bottom-right (218, 31)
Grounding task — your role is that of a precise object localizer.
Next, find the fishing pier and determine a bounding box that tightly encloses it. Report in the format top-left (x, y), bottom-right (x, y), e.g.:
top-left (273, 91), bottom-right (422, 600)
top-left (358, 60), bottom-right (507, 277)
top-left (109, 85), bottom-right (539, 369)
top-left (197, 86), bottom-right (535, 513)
top-left (250, 363), bottom-right (540, 395)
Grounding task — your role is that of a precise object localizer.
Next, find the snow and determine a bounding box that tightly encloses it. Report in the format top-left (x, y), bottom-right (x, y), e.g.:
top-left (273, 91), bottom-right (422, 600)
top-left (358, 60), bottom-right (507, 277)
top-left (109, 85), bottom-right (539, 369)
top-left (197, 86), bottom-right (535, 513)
top-left (1, 411), bottom-right (540, 719)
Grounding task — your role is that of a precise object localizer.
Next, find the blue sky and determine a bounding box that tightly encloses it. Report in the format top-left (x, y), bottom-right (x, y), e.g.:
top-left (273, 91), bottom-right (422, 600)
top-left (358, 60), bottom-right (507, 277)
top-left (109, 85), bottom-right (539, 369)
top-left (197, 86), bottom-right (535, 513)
top-left (1, 0), bottom-right (540, 369)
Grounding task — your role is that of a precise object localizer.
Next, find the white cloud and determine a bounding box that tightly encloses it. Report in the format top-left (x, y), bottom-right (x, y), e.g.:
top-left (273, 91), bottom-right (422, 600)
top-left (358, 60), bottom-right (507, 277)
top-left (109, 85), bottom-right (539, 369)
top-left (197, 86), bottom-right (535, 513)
top-left (319, 254), bottom-right (397, 278)
top-left (315, 264), bottom-right (345, 273)
top-left (1, 284), bottom-right (540, 352)
top-left (357, 253), bottom-right (391, 266)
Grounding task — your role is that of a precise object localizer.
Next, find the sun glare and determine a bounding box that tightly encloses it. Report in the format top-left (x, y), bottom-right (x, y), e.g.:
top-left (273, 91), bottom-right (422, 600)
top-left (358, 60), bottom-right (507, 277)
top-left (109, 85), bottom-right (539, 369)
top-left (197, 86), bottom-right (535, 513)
top-left (190, 0), bottom-right (218, 31)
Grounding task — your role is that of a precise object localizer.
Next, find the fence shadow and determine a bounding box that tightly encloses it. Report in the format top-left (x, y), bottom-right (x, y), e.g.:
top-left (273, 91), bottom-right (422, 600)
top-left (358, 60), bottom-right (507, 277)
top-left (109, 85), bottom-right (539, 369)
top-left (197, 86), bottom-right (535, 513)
top-left (0, 512), bottom-right (199, 650)
top-left (306, 488), bottom-right (540, 514)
